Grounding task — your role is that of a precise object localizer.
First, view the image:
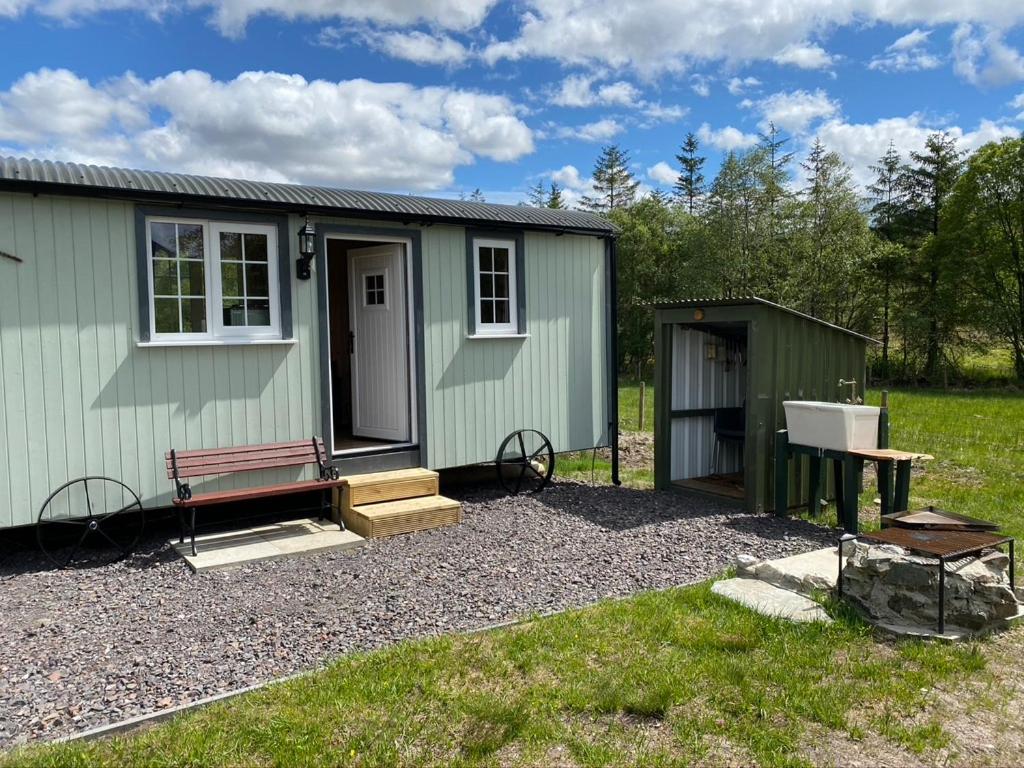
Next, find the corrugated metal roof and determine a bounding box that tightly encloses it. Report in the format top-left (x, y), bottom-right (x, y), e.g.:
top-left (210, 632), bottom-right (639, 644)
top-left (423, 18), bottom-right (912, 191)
top-left (0, 155), bottom-right (616, 234)
top-left (653, 295), bottom-right (879, 344)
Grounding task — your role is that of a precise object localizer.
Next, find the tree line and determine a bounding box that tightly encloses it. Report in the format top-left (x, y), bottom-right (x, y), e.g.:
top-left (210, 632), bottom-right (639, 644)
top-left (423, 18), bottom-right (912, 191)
top-left (531, 131), bottom-right (1024, 384)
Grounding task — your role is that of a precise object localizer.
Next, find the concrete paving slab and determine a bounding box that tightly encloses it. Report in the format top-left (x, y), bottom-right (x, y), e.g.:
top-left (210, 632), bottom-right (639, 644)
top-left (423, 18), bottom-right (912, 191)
top-left (171, 518), bottom-right (365, 572)
top-left (712, 578), bottom-right (832, 623)
top-left (749, 546), bottom-right (841, 596)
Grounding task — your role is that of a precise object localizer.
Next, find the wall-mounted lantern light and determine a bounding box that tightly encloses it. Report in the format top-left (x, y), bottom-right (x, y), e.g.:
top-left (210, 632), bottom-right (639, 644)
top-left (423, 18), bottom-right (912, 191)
top-left (296, 217), bottom-right (316, 280)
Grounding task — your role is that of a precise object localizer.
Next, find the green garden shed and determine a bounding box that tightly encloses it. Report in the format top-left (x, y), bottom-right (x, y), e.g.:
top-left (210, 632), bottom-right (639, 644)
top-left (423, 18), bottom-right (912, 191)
top-left (653, 297), bottom-right (875, 514)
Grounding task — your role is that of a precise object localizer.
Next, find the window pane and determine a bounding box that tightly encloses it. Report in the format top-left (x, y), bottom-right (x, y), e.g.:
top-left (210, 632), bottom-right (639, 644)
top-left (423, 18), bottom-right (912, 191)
top-left (181, 299), bottom-right (207, 332)
top-left (478, 247), bottom-right (492, 272)
top-left (154, 298), bottom-right (179, 333)
top-left (494, 299), bottom-right (510, 324)
top-left (221, 263), bottom-right (243, 296)
top-left (493, 248), bottom-right (509, 272)
top-left (243, 233), bottom-right (268, 262)
top-left (152, 260), bottom-right (177, 295)
top-left (151, 222), bottom-right (177, 259)
top-left (219, 231), bottom-right (242, 261)
top-left (246, 263), bottom-right (269, 297)
top-left (247, 299), bottom-right (271, 326)
top-left (494, 274), bottom-right (508, 300)
top-left (178, 224), bottom-right (204, 260)
top-left (222, 298), bottom-right (245, 327)
top-left (179, 260), bottom-right (206, 296)
top-left (479, 274), bottom-right (493, 299)
top-left (480, 300), bottom-right (494, 324)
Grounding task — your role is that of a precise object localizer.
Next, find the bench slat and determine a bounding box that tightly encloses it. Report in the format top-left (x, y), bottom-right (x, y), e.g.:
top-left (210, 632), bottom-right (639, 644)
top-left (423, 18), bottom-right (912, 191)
top-left (166, 439), bottom-right (328, 479)
top-left (165, 439), bottom-right (324, 461)
top-left (167, 454), bottom-right (323, 479)
top-left (171, 478), bottom-right (344, 507)
top-left (166, 444), bottom-right (320, 470)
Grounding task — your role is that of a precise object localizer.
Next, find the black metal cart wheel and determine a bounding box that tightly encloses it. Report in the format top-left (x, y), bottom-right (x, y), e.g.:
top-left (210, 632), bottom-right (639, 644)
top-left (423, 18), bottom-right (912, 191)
top-left (36, 476), bottom-right (146, 569)
top-left (496, 429), bottom-right (555, 494)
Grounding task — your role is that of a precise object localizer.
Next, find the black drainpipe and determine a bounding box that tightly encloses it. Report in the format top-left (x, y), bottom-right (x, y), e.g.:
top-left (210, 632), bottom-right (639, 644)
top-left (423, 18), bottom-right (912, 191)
top-left (606, 236), bottom-right (621, 486)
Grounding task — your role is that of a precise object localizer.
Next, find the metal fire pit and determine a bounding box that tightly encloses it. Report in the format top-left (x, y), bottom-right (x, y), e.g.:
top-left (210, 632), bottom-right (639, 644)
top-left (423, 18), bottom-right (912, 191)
top-left (881, 505), bottom-right (1000, 532)
top-left (839, 527), bottom-right (1015, 635)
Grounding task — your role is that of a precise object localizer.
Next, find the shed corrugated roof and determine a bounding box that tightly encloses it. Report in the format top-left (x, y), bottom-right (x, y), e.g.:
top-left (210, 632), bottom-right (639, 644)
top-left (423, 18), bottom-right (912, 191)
top-left (653, 295), bottom-right (879, 344)
top-left (0, 156), bottom-right (616, 235)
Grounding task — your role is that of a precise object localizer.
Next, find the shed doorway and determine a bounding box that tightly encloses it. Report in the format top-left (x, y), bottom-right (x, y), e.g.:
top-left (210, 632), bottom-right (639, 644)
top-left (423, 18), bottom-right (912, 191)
top-left (326, 236), bottom-right (416, 455)
top-left (668, 323), bottom-right (748, 501)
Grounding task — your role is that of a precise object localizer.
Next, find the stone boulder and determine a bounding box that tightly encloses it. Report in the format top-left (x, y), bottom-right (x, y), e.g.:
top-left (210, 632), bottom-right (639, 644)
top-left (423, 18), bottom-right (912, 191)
top-left (841, 541), bottom-right (1019, 632)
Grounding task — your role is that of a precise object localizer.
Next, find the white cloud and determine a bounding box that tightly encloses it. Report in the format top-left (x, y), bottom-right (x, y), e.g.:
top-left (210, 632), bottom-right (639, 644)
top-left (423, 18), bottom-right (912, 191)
top-left (727, 76), bottom-right (761, 96)
top-left (647, 160), bottom-right (677, 185)
top-left (546, 163), bottom-right (595, 207)
top-left (772, 41), bottom-right (834, 70)
top-left (639, 102), bottom-right (687, 123)
top-left (337, 28), bottom-right (470, 66)
top-left (549, 75), bottom-right (640, 107)
top-left (2, 0), bottom-right (497, 35)
top-left (952, 24), bottom-right (1024, 86)
top-left (869, 28), bottom-right (941, 72)
top-left (815, 113), bottom-right (1022, 189)
top-left (696, 122), bottom-right (758, 151)
top-left (556, 118), bottom-right (623, 142)
top-left (890, 28), bottom-right (932, 51)
top-left (482, 0), bottom-right (1024, 76)
top-left (0, 67), bottom-right (534, 191)
top-left (747, 88), bottom-right (839, 134)
top-left (690, 75), bottom-right (711, 98)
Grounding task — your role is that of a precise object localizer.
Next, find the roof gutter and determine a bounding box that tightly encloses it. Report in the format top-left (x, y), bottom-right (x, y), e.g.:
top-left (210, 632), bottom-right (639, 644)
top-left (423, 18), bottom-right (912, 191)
top-left (0, 179), bottom-right (616, 239)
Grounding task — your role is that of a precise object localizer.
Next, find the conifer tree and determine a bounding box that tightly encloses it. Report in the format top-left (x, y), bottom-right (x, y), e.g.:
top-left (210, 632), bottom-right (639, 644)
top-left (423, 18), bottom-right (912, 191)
top-left (526, 181), bottom-right (547, 207)
top-left (673, 131), bottom-right (705, 214)
top-left (546, 182), bottom-right (565, 209)
top-left (579, 144), bottom-right (640, 213)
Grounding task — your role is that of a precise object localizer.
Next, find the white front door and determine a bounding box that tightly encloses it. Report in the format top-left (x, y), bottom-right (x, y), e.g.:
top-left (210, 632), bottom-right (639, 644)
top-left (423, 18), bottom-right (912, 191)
top-left (348, 244), bottom-right (411, 441)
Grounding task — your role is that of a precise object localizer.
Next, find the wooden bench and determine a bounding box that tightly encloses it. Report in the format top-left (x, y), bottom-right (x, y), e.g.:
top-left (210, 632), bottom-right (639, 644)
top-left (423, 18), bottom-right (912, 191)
top-left (166, 437), bottom-right (343, 556)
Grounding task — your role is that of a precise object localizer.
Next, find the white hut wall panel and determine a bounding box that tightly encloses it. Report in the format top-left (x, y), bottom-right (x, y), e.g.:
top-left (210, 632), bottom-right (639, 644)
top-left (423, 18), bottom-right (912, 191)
top-left (0, 193), bottom-right (320, 527)
top-left (669, 327), bottom-right (745, 482)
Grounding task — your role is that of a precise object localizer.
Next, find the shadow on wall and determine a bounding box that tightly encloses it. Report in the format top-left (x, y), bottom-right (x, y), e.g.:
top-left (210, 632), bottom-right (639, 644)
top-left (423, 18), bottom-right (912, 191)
top-left (92, 344), bottom-right (291, 414)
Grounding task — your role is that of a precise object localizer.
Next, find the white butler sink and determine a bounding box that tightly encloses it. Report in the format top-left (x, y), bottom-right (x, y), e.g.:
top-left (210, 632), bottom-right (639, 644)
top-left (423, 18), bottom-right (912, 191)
top-left (783, 401), bottom-right (880, 452)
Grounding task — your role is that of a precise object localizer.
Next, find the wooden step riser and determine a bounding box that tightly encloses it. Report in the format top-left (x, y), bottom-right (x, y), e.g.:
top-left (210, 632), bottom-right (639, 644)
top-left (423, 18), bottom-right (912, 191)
top-left (342, 506), bottom-right (462, 539)
top-left (346, 475), bottom-right (439, 508)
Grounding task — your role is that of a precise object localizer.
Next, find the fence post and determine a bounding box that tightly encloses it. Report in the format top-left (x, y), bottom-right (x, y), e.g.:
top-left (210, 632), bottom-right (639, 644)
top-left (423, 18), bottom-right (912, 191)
top-left (638, 381), bottom-right (646, 431)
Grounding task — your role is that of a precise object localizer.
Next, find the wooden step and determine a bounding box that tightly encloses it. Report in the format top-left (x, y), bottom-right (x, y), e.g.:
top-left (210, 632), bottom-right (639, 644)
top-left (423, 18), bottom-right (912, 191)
top-left (337, 467), bottom-right (439, 509)
top-left (341, 495), bottom-right (463, 539)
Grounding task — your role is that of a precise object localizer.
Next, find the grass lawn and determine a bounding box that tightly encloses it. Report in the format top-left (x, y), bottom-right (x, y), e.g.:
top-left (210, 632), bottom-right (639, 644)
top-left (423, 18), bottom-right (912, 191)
top-left (6, 382), bottom-right (1023, 766)
top-left (2, 585), bottom-right (989, 768)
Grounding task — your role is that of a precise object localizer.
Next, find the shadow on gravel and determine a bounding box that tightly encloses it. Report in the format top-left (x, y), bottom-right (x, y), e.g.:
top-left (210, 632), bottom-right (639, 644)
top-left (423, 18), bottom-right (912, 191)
top-left (521, 482), bottom-right (743, 532)
top-left (722, 513), bottom-right (837, 545)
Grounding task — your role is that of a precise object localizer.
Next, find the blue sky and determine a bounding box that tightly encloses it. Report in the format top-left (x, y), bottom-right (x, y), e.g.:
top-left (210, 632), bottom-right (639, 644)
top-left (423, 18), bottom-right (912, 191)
top-left (1, 1), bottom-right (1023, 206)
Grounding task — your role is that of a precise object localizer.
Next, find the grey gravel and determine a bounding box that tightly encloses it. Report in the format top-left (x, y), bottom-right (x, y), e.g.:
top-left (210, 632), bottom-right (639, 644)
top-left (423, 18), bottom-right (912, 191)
top-left (0, 482), bottom-right (834, 748)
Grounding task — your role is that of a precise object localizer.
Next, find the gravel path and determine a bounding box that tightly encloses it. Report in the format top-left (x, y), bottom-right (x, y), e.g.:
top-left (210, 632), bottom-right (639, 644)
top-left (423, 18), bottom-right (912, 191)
top-left (0, 482), bottom-right (833, 747)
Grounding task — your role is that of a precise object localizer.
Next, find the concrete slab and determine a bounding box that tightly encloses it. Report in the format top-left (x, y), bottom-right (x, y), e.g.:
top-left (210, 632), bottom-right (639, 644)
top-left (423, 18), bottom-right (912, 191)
top-left (712, 578), bottom-right (833, 623)
top-left (748, 546), bottom-right (841, 597)
top-left (171, 518), bottom-right (365, 573)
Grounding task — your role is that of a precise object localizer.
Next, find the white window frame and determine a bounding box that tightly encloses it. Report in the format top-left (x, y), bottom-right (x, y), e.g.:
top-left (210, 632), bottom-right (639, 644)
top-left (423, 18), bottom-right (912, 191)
top-left (362, 269), bottom-right (389, 310)
top-left (210, 222), bottom-right (282, 339)
top-left (145, 217), bottom-right (282, 342)
top-left (473, 237), bottom-right (518, 336)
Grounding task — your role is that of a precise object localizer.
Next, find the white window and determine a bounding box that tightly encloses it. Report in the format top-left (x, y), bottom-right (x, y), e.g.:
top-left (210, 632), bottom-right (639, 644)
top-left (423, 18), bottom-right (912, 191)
top-left (363, 272), bottom-right (387, 308)
top-left (473, 238), bottom-right (517, 335)
top-left (146, 217), bottom-right (281, 341)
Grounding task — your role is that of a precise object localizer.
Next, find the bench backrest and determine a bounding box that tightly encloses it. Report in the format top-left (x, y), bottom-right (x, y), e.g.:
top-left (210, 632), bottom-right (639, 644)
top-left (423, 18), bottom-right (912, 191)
top-left (166, 438), bottom-right (328, 480)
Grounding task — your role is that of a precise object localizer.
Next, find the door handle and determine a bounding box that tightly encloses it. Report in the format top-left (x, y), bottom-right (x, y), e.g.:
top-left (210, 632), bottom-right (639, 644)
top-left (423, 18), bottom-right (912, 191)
top-left (348, 331), bottom-right (355, 354)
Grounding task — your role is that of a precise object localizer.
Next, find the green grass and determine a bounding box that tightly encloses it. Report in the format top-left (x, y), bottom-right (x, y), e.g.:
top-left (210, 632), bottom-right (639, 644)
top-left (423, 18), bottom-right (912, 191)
top-left (618, 378), bottom-right (655, 433)
top-left (2, 584), bottom-right (988, 768)
top-left (865, 388), bottom-right (1024, 543)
